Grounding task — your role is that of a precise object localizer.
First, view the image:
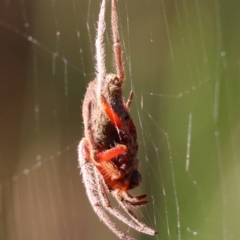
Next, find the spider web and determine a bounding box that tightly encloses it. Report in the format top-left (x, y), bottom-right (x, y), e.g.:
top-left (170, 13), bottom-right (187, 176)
top-left (1, 0), bottom-right (240, 240)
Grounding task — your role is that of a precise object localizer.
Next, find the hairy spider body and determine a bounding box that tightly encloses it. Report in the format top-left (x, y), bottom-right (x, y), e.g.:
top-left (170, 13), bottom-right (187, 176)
top-left (82, 74), bottom-right (140, 192)
top-left (78, 0), bottom-right (157, 239)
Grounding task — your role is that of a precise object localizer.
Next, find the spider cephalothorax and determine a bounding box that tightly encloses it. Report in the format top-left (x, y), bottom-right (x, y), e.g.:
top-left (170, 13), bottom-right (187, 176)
top-left (78, 1), bottom-right (157, 239)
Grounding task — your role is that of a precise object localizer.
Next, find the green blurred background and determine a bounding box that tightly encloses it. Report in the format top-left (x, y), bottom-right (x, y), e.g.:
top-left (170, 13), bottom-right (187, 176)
top-left (1, 0), bottom-right (240, 239)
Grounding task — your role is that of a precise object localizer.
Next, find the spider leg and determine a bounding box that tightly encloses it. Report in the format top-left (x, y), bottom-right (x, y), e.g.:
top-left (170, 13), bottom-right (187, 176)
top-left (94, 168), bottom-right (157, 236)
top-left (115, 194), bottom-right (157, 236)
top-left (101, 94), bottom-right (135, 141)
top-left (111, 0), bottom-right (124, 82)
top-left (78, 139), bottom-right (135, 240)
top-left (126, 91), bottom-right (134, 109)
top-left (97, 145), bottom-right (127, 162)
top-left (121, 191), bottom-right (149, 207)
top-left (101, 92), bottom-right (136, 145)
top-left (101, 95), bottom-right (123, 129)
top-left (84, 140), bottom-right (127, 163)
top-left (96, 0), bottom-right (107, 99)
top-left (101, 93), bottom-right (137, 144)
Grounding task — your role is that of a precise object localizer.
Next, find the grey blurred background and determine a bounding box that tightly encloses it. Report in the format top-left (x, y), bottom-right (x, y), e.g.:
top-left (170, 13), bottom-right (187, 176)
top-left (1, 0), bottom-right (240, 239)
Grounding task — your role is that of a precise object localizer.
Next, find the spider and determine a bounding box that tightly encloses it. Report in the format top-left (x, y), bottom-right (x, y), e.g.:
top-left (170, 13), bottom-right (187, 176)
top-left (78, 0), bottom-right (157, 239)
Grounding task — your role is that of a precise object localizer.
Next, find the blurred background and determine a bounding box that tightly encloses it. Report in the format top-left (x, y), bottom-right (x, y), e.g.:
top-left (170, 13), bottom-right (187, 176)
top-left (1, 0), bottom-right (240, 239)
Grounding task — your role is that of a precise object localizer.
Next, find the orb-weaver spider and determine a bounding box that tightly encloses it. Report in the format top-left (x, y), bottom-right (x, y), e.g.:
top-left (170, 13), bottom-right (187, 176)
top-left (78, 0), bottom-right (157, 239)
